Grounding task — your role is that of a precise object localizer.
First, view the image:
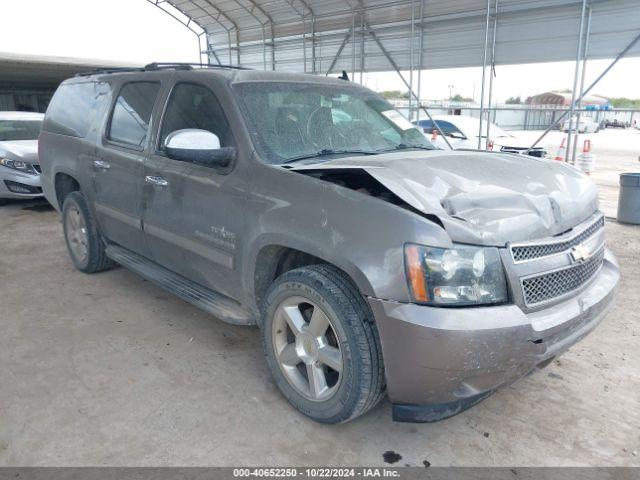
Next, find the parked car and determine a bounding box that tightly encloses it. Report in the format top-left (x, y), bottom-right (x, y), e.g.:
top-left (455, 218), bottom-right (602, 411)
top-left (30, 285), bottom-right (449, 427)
top-left (39, 64), bottom-right (619, 424)
top-left (0, 111), bottom-right (44, 205)
top-left (561, 116), bottom-right (599, 133)
top-left (414, 115), bottom-right (547, 157)
top-left (604, 118), bottom-right (627, 129)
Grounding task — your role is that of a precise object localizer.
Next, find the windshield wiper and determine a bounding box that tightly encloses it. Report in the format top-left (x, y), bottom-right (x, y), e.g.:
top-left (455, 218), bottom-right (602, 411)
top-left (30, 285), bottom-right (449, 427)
top-left (378, 143), bottom-right (435, 152)
top-left (281, 148), bottom-right (379, 165)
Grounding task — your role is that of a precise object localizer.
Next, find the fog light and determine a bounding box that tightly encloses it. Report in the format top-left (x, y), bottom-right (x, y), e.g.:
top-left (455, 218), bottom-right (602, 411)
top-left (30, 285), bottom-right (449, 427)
top-left (4, 180), bottom-right (41, 194)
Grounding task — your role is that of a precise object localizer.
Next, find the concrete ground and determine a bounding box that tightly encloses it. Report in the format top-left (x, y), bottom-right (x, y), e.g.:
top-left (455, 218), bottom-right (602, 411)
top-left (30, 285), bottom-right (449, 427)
top-left (513, 128), bottom-right (640, 218)
top-left (1, 131), bottom-right (639, 466)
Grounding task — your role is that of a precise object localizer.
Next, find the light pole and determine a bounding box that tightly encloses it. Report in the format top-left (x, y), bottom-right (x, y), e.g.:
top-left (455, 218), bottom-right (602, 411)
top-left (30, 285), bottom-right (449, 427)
top-left (448, 84), bottom-right (454, 100)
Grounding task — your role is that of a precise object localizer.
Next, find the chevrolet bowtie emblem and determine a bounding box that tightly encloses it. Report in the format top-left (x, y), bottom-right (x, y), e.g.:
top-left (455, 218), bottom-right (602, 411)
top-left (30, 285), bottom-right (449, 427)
top-left (570, 243), bottom-right (592, 263)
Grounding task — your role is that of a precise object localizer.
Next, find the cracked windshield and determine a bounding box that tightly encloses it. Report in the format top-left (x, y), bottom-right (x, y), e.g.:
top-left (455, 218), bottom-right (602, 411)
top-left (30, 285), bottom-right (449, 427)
top-left (234, 82), bottom-right (435, 164)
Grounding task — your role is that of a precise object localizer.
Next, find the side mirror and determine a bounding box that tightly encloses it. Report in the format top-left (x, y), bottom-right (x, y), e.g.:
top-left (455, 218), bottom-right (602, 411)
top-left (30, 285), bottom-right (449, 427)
top-left (164, 129), bottom-right (236, 167)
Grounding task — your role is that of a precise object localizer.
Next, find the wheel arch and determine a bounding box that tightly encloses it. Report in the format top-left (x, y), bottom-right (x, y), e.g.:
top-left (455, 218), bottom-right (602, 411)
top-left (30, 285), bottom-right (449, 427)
top-left (248, 236), bottom-right (375, 317)
top-left (54, 171), bottom-right (81, 209)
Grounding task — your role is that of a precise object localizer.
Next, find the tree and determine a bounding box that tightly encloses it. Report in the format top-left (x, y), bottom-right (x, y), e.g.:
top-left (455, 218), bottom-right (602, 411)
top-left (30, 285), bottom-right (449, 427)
top-left (608, 97), bottom-right (640, 108)
top-left (450, 94), bottom-right (473, 102)
top-left (379, 90), bottom-right (410, 100)
top-left (505, 96), bottom-right (522, 104)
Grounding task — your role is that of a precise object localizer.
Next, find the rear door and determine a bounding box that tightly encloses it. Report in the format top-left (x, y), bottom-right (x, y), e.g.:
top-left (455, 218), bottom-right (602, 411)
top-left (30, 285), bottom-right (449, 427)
top-left (142, 81), bottom-right (247, 300)
top-left (93, 81), bottom-right (162, 254)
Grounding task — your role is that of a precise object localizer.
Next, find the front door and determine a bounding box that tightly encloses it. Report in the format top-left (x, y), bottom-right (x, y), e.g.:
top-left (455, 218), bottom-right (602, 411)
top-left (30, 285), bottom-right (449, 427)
top-left (142, 82), bottom-right (247, 301)
top-left (93, 81), bottom-right (161, 254)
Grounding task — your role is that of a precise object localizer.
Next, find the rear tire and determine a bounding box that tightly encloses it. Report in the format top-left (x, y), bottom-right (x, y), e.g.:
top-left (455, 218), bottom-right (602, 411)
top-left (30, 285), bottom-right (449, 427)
top-left (62, 191), bottom-right (115, 273)
top-left (261, 264), bottom-right (385, 424)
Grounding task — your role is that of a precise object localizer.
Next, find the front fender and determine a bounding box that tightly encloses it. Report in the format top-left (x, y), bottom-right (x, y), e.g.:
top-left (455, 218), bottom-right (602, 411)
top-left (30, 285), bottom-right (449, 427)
top-left (241, 163), bottom-right (452, 311)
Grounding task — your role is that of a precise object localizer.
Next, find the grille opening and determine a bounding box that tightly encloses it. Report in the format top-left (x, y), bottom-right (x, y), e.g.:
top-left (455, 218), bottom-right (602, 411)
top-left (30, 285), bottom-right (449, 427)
top-left (521, 247), bottom-right (605, 306)
top-left (511, 216), bottom-right (604, 262)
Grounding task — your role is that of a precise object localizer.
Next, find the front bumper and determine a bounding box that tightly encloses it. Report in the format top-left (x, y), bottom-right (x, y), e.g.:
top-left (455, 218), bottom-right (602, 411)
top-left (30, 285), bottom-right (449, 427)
top-left (369, 248), bottom-right (619, 422)
top-left (0, 167), bottom-right (43, 200)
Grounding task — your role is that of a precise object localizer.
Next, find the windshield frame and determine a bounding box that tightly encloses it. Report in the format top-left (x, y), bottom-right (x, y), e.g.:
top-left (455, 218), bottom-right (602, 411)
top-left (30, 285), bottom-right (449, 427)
top-left (231, 80), bottom-right (434, 165)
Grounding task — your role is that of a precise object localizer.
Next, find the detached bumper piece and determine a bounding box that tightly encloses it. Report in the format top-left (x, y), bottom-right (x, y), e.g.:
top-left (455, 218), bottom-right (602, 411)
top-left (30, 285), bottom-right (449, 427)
top-left (393, 392), bottom-right (494, 422)
top-left (4, 180), bottom-right (42, 195)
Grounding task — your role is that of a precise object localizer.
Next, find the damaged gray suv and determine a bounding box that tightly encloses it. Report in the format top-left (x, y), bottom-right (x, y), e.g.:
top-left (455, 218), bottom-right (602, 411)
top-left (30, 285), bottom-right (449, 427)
top-left (39, 64), bottom-right (619, 423)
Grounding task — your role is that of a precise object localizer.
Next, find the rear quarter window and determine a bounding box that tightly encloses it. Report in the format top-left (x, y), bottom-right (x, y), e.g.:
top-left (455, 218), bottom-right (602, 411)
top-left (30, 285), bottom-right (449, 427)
top-left (43, 81), bottom-right (111, 138)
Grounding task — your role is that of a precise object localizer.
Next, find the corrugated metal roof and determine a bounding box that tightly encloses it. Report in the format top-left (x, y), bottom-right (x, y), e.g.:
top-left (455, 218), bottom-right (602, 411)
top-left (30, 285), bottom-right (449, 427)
top-left (0, 52), bottom-right (139, 89)
top-left (165, 0), bottom-right (640, 73)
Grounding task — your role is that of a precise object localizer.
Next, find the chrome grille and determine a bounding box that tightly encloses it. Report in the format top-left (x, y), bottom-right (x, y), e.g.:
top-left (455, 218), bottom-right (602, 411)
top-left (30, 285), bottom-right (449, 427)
top-left (521, 247), bottom-right (605, 306)
top-left (511, 216), bottom-right (604, 262)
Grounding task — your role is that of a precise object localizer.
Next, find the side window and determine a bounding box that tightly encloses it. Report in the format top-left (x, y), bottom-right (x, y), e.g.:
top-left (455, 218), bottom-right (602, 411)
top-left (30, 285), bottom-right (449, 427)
top-left (436, 121), bottom-right (466, 138)
top-left (107, 82), bottom-right (160, 147)
top-left (44, 81), bottom-right (111, 138)
top-left (418, 120), bottom-right (434, 132)
top-left (159, 83), bottom-right (233, 150)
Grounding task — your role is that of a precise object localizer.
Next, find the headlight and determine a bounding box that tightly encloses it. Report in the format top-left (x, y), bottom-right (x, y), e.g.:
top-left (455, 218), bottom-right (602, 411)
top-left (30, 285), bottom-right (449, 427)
top-left (0, 158), bottom-right (37, 174)
top-left (404, 243), bottom-right (508, 306)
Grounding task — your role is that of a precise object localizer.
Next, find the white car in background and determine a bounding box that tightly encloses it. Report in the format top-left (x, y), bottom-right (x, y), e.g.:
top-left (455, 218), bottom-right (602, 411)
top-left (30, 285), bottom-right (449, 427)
top-left (561, 116), bottom-right (599, 133)
top-left (414, 114), bottom-right (547, 158)
top-left (0, 111), bottom-right (44, 205)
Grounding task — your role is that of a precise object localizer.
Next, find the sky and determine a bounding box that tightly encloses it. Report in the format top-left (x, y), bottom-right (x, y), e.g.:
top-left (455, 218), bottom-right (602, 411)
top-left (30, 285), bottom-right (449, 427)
top-left (3, 0), bottom-right (640, 103)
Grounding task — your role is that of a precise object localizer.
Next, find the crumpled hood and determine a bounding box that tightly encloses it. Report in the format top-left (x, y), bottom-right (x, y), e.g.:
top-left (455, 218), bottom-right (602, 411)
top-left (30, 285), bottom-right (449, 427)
top-left (0, 140), bottom-right (39, 164)
top-left (293, 150), bottom-right (599, 246)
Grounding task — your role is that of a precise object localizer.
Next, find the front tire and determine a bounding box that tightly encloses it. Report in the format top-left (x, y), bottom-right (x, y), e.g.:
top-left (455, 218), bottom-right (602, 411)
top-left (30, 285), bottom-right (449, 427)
top-left (62, 191), bottom-right (115, 273)
top-left (262, 264), bottom-right (385, 423)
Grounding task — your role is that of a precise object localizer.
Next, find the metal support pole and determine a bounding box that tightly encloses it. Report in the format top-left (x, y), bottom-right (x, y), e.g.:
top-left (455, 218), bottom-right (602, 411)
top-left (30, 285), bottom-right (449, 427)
top-left (367, 27), bottom-right (453, 149)
top-left (409, 0), bottom-right (415, 121)
top-left (270, 25), bottom-right (276, 70)
top-left (477, 0), bottom-right (491, 149)
top-left (525, 30), bottom-right (640, 154)
top-left (485, 0), bottom-right (498, 142)
top-left (311, 16), bottom-right (317, 73)
top-left (325, 28), bottom-right (354, 75)
top-left (416, 0), bottom-right (425, 122)
top-left (572, 4), bottom-right (592, 164)
top-left (565, 0), bottom-right (588, 162)
top-left (360, 13), bottom-right (365, 83)
top-left (262, 26), bottom-right (267, 70)
top-left (351, 14), bottom-right (357, 80)
top-left (302, 16), bottom-right (307, 73)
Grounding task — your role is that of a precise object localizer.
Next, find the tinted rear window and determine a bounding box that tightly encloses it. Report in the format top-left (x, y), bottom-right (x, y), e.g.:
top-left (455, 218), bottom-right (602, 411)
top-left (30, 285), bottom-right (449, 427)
top-left (44, 81), bottom-right (111, 138)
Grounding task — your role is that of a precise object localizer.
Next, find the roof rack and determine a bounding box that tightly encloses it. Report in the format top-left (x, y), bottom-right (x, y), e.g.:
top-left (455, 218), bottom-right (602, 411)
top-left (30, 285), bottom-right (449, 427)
top-left (144, 62), bottom-right (251, 71)
top-left (75, 62), bottom-right (251, 77)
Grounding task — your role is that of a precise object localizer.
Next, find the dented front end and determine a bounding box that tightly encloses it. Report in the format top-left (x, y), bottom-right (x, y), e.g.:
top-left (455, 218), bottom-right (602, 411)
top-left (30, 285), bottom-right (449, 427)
top-left (290, 150), bottom-right (618, 421)
top-left (292, 149), bottom-right (599, 246)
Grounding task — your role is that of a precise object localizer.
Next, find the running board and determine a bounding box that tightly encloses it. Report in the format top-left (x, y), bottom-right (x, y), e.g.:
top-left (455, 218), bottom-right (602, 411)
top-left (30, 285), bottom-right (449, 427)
top-left (105, 245), bottom-right (255, 325)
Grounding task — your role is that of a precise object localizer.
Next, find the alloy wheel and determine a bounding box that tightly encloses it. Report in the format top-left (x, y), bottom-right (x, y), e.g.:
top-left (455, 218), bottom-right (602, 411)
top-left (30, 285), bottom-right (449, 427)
top-left (272, 296), bottom-right (343, 401)
top-left (65, 205), bottom-right (88, 263)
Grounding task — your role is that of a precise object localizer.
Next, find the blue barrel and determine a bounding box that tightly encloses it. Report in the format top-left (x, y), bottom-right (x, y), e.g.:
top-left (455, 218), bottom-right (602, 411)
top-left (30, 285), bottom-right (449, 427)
top-left (618, 173), bottom-right (640, 224)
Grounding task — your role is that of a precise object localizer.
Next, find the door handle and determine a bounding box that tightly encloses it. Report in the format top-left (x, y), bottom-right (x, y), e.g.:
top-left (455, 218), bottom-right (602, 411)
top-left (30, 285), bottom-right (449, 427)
top-left (93, 160), bottom-right (111, 170)
top-left (145, 175), bottom-right (169, 187)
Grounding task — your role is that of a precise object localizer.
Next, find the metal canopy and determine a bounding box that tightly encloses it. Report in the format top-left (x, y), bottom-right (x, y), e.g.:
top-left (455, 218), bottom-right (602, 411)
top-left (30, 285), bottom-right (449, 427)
top-left (0, 52), bottom-right (138, 89)
top-left (162, 0), bottom-right (640, 73)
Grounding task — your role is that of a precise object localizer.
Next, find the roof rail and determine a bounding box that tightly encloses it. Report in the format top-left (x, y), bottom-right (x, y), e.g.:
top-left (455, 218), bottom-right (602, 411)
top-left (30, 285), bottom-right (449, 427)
top-left (75, 66), bottom-right (145, 77)
top-left (144, 62), bottom-right (252, 71)
top-left (75, 62), bottom-right (251, 77)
